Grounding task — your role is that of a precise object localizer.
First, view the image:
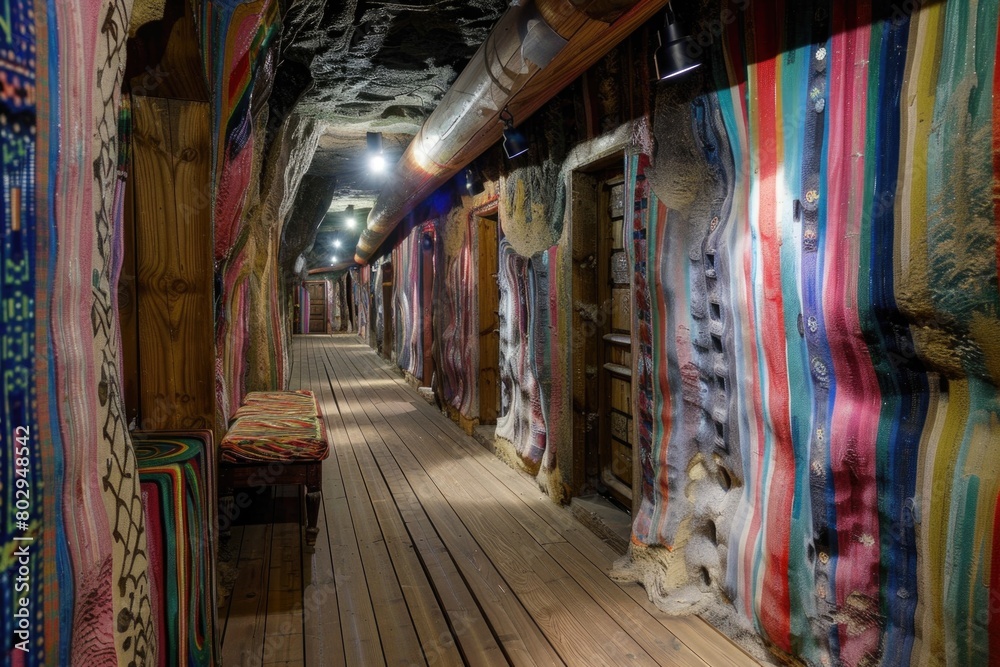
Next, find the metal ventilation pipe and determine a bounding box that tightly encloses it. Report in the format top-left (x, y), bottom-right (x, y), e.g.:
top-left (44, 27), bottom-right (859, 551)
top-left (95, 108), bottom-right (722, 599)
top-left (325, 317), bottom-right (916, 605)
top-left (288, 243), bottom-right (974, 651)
top-left (354, 0), bottom-right (668, 264)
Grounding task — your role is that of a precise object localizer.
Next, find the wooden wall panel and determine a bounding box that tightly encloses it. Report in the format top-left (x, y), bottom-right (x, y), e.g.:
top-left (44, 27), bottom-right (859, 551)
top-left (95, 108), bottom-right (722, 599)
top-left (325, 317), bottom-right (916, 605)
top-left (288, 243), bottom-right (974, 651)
top-left (132, 95), bottom-right (215, 434)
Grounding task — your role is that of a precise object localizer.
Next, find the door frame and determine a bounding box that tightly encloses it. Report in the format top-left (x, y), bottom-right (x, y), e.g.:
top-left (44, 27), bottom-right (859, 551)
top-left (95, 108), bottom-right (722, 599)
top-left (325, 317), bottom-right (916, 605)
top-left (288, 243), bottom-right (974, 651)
top-left (559, 126), bottom-right (643, 514)
top-left (304, 279), bottom-right (329, 334)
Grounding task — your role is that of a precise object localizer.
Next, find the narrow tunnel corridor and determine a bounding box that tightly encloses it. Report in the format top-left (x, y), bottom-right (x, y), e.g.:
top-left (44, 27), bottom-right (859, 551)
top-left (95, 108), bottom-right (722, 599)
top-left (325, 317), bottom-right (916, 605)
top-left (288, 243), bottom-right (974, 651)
top-left (218, 335), bottom-right (758, 667)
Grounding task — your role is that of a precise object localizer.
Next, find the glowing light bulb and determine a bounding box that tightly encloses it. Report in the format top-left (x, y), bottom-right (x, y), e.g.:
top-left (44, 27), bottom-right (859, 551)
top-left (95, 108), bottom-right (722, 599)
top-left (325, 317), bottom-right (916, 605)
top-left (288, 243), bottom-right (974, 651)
top-left (345, 216), bottom-right (356, 229)
top-left (331, 255), bottom-right (338, 264)
top-left (333, 239), bottom-right (342, 248)
top-left (369, 153), bottom-right (386, 173)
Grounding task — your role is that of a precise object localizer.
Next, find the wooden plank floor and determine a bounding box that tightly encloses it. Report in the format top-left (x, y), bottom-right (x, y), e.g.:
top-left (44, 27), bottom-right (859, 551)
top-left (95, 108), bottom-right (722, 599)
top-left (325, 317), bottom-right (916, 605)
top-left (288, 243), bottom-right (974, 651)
top-left (219, 333), bottom-right (761, 667)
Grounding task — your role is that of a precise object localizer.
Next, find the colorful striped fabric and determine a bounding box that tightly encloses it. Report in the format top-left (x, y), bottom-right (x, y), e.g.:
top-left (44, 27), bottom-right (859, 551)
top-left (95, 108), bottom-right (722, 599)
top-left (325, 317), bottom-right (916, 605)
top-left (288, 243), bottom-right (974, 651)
top-left (221, 416), bottom-right (329, 463)
top-left (2, 2), bottom-right (45, 664)
top-left (394, 227), bottom-right (425, 378)
top-left (436, 208), bottom-right (479, 417)
top-left (24, 1), bottom-right (154, 663)
top-left (134, 433), bottom-right (216, 667)
top-left (622, 1), bottom-right (1000, 665)
top-left (233, 390), bottom-right (319, 419)
top-left (208, 0), bottom-right (292, 424)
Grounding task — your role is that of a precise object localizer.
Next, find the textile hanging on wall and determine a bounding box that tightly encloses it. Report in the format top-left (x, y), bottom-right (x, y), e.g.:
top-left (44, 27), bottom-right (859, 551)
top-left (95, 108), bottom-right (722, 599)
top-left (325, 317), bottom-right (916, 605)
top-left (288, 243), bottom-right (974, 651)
top-left (53, 0), bottom-right (154, 663)
top-left (394, 229), bottom-right (424, 378)
top-left (615, 1), bottom-right (1000, 665)
top-left (2, 0), bottom-right (45, 662)
top-left (356, 265), bottom-right (371, 341)
top-left (204, 0), bottom-right (292, 424)
top-left (436, 208), bottom-right (479, 418)
top-left (2, 0), bottom-right (154, 665)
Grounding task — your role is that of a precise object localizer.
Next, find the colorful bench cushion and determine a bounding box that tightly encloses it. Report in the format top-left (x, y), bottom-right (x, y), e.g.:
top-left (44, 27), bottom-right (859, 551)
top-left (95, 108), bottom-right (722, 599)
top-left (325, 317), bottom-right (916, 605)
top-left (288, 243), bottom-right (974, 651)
top-left (220, 415), bottom-right (329, 463)
top-left (233, 390), bottom-right (319, 420)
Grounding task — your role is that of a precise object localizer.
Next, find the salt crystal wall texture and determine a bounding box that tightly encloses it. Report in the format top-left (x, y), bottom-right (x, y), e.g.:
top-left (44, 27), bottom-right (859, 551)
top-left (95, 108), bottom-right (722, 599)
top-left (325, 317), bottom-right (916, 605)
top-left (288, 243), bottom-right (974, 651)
top-left (2, 0), bottom-right (155, 664)
top-left (616, 1), bottom-right (1000, 665)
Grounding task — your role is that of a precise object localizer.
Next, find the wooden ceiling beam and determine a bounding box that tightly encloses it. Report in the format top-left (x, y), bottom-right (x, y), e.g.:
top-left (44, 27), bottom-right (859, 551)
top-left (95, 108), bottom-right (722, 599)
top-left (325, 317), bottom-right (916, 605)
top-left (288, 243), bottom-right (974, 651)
top-left (355, 0), bottom-right (669, 264)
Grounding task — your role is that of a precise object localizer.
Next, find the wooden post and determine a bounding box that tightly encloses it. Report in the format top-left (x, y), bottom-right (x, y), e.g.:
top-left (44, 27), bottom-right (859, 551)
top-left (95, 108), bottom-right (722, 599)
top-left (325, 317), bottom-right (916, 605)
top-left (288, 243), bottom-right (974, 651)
top-left (131, 95), bottom-right (216, 437)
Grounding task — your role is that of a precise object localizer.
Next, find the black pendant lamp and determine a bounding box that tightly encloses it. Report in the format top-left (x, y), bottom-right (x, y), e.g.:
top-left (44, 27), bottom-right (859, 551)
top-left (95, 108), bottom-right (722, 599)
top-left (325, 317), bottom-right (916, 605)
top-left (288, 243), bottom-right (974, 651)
top-left (653, 2), bottom-right (701, 81)
top-left (500, 107), bottom-right (529, 159)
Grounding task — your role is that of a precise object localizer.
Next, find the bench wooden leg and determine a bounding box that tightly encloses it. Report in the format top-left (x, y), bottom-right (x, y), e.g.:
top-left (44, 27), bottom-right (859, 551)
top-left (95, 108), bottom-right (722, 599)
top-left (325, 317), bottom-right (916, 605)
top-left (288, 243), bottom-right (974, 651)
top-left (305, 487), bottom-right (321, 549)
top-left (219, 475), bottom-right (235, 543)
top-left (304, 462), bottom-right (323, 550)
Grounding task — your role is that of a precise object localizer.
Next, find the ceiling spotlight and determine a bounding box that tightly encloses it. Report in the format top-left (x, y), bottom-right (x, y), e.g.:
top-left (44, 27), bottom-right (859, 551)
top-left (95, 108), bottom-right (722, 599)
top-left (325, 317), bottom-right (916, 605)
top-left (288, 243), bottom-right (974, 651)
top-left (653, 2), bottom-right (702, 81)
top-left (500, 107), bottom-right (528, 159)
top-left (333, 238), bottom-right (342, 248)
top-left (331, 255), bottom-right (338, 264)
top-left (344, 205), bottom-right (356, 228)
top-left (464, 166), bottom-right (485, 195)
top-left (367, 131), bottom-right (385, 173)
top-left (369, 153), bottom-right (386, 173)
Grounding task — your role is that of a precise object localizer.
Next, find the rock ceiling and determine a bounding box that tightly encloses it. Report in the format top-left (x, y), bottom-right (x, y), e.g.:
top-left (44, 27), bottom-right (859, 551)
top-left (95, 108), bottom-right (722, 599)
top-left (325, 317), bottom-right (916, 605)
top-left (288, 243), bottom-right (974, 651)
top-left (280, 0), bottom-right (510, 269)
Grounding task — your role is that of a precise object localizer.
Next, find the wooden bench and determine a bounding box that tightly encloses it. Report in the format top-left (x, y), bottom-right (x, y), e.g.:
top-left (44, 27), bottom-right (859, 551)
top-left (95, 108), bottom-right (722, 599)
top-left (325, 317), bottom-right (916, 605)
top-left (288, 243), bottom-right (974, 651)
top-left (219, 390), bottom-right (328, 548)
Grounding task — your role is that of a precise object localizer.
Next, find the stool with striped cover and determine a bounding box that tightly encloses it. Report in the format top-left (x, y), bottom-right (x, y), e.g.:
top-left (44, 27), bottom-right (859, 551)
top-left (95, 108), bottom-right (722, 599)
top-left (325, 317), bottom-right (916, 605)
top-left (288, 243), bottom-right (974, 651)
top-left (219, 390), bottom-right (328, 548)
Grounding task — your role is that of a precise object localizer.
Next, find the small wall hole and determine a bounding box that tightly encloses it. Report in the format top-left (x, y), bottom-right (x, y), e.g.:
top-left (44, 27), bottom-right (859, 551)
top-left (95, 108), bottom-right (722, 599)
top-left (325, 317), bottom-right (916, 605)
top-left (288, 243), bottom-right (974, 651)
top-left (719, 467), bottom-right (733, 491)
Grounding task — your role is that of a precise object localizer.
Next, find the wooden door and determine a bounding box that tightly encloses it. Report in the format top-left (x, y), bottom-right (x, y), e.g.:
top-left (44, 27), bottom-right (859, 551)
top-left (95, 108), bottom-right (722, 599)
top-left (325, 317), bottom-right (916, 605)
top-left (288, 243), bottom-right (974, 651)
top-left (597, 174), bottom-right (633, 507)
top-left (306, 281), bottom-right (327, 333)
top-left (478, 214), bottom-right (500, 423)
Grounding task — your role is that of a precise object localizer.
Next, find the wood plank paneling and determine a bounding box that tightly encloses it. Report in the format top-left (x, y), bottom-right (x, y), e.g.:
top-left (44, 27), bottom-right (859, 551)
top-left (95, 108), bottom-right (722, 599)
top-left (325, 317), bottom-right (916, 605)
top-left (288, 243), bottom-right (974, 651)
top-left (132, 95), bottom-right (215, 435)
top-left (477, 215), bottom-right (500, 423)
